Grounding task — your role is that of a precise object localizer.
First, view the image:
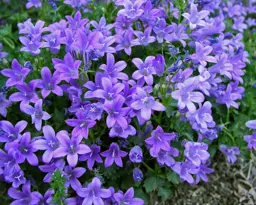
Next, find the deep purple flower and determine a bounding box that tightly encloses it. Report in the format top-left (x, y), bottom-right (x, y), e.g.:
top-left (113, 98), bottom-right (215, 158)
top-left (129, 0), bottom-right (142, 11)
top-left (104, 96), bottom-right (130, 129)
top-left (5, 167), bottom-right (26, 188)
top-left (244, 132), bottom-right (256, 150)
top-left (0, 92), bottom-right (11, 117)
top-left (53, 131), bottom-right (91, 167)
top-left (66, 11), bottom-right (89, 31)
top-left (132, 56), bottom-right (156, 85)
top-left (219, 145), bottom-right (240, 164)
top-left (1, 59), bottom-right (30, 87)
top-left (131, 87), bottom-right (165, 121)
top-left (6, 132), bottom-right (38, 166)
top-left (0, 149), bottom-right (23, 174)
top-left (152, 54), bottom-right (165, 77)
top-left (117, 0), bottom-right (145, 19)
top-left (190, 42), bottom-right (217, 66)
top-left (23, 99), bottom-right (51, 131)
top-left (33, 189), bottom-right (54, 205)
top-left (182, 3), bottom-right (209, 30)
top-left (26, 0), bottom-right (42, 9)
top-left (145, 125), bottom-right (176, 157)
top-left (66, 112), bottom-right (96, 139)
top-left (84, 102), bottom-right (103, 121)
top-left (99, 53), bottom-right (128, 82)
top-left (114, 187), bottom-right (144, 205)
top-left (37, 67), bottom-right (63, 98)
top-left (129, 146), bottom-right (143, 163)
top-left (109, 122), bottom-right (136, 139)
top-left (195, 164), bottom-right (214, 184)
top-left (156, 149), bottom-right (179, 167)
top-left (8, 181), bottom-right (40, 205)
top-left (153, 18), bottom-right (174, 43)
top-left (77, 177), bottom-right (111, 205)
top-left (115, 30), bottom-right (139, 55)
top-left (0, 120), bottom-right (27, 143)
top-left (80, 144), bottom-right (103, 170)
top-left (32, 125), bottom-right (59, 163)
top-left (184, 141), bottom-right (210, 166)
top-left (114, 15), bottom-right (133, 34)
top-left (133, 168), bottom-right (143, 182)
top-left (101, 143), bottom-right (127, 167)
top-left (42, 31), bottom-right (62, 54)
top-left (171, 77), bottom-right (204, 112)
top-left (53, 52), bottom-right (82, 82)
top-left (64, 166), bottom-right (86, 191)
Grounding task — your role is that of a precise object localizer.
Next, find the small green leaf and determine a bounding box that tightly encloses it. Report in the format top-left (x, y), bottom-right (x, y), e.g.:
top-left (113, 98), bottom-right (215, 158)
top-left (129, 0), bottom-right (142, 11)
top-left (167, 171), bottom-right (180, 185)
top-left (158, 186), bottom-right (173, 201)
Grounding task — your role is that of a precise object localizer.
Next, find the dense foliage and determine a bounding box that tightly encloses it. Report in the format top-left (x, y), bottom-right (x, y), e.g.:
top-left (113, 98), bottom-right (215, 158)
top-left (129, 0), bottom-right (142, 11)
top-left (0, 0), bottom-right (256, 204)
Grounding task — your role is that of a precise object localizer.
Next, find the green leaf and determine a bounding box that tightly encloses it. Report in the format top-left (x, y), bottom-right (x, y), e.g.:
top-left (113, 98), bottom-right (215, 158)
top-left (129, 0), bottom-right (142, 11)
top-left (143, 175), bottom-right (165, 193)
top-left (167, 171), bottom-right (180, 185)
top-left (158, 186), bottom-right (173, 201)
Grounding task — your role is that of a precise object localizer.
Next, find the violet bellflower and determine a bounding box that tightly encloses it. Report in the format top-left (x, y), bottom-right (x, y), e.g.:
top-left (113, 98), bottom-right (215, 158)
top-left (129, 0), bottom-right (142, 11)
top-left (131, 87), bottom-right (165, 121)
top-left (32, 125), bottom-right (60, 163)
top-left (65, 111), bottom-right (96, 139)
top-left (77, 177), bottom-right (111, 205)
top-left (246, 119), bottom-right (256, 129)
top-left (133, 168), bottom-right (143, 182)
top-left (134, 27), bottom-right (156, 46)
top-left (219, 145), bottom-right (240, 164)
top-left (18, 19), bottom-right (47, 36)
top-left (156, 149), bottom-right (179, 167)
top-left (19, 35), bottom-right (44, 56)
top-left (66, 11), bottom-right (89, 31)
top-left (5, 167), bottom-right (26, 188)
top-left (84, 102), bottom-right (103, 121)
top-left (184, 141), bottom-right (210, 166)
top-left (26, 0), bottom-right (42, 9)
top-left (64, 166), bottom-right (86, 191)
top-left (36, 66), bottom-right (63, 98)
top-left (117, 0), bottom-right (145, 19)
top-left (0, 43), bottom-right (8, 61)
top-left (0, 92), bottom-right (11, 117)
top-left (53, 131), bottom-right (91, 167)
top-left (129, 145), bottom-right (143, 163)
top-left (0, 149), bottom-right (23, 174)
top-left (153, 18), bottom-right (174, 43)
top-left (152, 54), bottom-right (165, 77)
top-left (6, 132), bottom-right (39, 166)
top-left (79, 144), bottom-right (103, 170)
top-left (91, 17), bottom-right (114, 37)
top-left (1, 59), bottom-right (30, 87)
top-left (101, 143), bottom-right (127, 167)
top-left (42, 30), bottom-right (63, 54)
top-left (195, 164), bottom-right (214, 184)
top-left (145, 125), bottom-right (176, 157)
top-left (109, 122), bottom-right (136, 139)
top-left (23, 99), bottom-right (51, 131)
top-left (114, 187), bottom-right (144, 205)
top-left (33, 189), bottom-right (54, 205)
top-left (244, 132), bottom-right (256, 150)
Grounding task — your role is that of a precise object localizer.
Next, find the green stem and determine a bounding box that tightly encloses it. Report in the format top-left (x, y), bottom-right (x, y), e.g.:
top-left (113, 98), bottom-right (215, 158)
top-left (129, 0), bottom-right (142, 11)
top-left (142, 161), bottom-right (156, 174)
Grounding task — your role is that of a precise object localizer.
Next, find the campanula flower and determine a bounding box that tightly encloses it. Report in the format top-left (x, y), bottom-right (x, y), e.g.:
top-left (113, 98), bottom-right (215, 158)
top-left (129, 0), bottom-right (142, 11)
top-left (0, 43), bottom-right (8, 61)
top-left (133, 168), bottom-right (143, 182)
top-left (129, 146), bottom-right (143, 163)
top-left (117, 0), bottom-right (145, 19)
top-left (219, 145), bottom-right (240, 164)
top-left (114, 187), bottom-right (144, 205)
top-left (5, 167), bottom-right (26, 188)
top-left (134, 27), bottom-right (156, 46)
top-left (26, 0), bottom-right (42, 9)
top-left (109, 123), bottom-right (136, 139)
top-left (64, 166), bottom-right (86, 191)
top-left (244, 132), bottom-right (256, 150)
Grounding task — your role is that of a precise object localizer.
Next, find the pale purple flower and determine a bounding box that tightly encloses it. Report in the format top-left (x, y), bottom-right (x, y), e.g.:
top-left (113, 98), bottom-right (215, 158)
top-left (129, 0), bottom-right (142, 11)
top-left (42, 31), bottom-right (62, 54)
top-left (131, 87), bottom-right (165, 121)
top-left (184, 141), bottom-right (210, 166)
top-left (66, 11), bottom-right (89, 31)
top-left (0, 43), bottom-right (8, 61)
top-left (153, 18), bottom-right (174, 43)
top-left (65, 112), bottom-right (96, 139)
top-left (53, 131), bottom-right (91, 167)
top-left (171, 77), bottom-right (204, 112)
top-left (182, 3), bottom-right (209, 30)
top-left (77, 177), bottom-right (111, 205)
top-left (84, 102), bottom-right (103, 121)
top-left (195, 164), bottom-right (214, 184)
top-left (152, 54), bottom-right (165, 77)
top-left (8, 181), bottom-right (40, 205)
top-left (115, 30), bottom-right (139, 55)
top-left (132, 56), bottom-right (156, 85)
top-left (220, 145), bottom-right (240, 164)
top-left (232, 17), bottom-right (248, 32)
top-left (134, 27), bottom-right (155, 46)
top-left (114, 187), bottom-right (144, 205)
top-left (209, 53), bottom-right (233, 78)
top-left (129, 146), bottom-right (143, 163)
top-left (18, 19), bottom-right (47, 35)
top-left (190, 42), bottom-right (217, 66)
top-left (246, 120), bottom-right (256, 130)
top-left (79, 144), bottom-right (103, 170)
top-left (0, 92), bottom-right (11, 117)
top-left (244, 133), bottom-right (256, 150)
top-left (91, 17), bottom-right (114, 36)
top-left (166, 23), bottom-right (189, 47)
top-left (19, 36), bottom-right (44, 56)
top-left (32, 125), bottom-right (59, 163)
top-left (64, 0), bottom-right (90, 9)
top-left (37, 67), bottom-right (63, 98)
top-left (101, 143), bottom-right (127, 167)
top-left (145, 125), bottom-right (176, 157)
top-left (114, 15), bottom-right (133, 34)
top-left (23, 99), bottom-right (51, 131)
top-left (0, 149), bottom-right (23, 174)
top-left (109, 123), bottom-right (136, 139)
top-left (156, 149), bottom-right (178, 167)
top-left (117, 0), bottom-right (145, 19)
top-left (223, 2), bottom-right (242, 17)
top-left (26, 0), bottom-right (42, 9)
top-left (5, 167), bottom-right (26, 188)
top-left (1, 59), bottom-right (30, 87)
top-left (64, 166), bottom-right (86, 191)
top-left (133, 168), bottom-right (143, 182)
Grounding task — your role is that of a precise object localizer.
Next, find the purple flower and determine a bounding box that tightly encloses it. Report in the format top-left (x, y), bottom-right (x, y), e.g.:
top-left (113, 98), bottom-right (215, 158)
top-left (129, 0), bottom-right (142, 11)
top-left (101, 143), bottom-right (127, 167)
top-left (104, 96), bottom-right (130, 129)
top-left (134, 27), bottom-right (155, 46)
top-left (64, 166), bottom-right (86, 191)
top-left (132, 56), bottom-right (156, 85)
top-left (115, 30), bottom-right (139, 55)
top-left (0, 149), bottom-right (23, 174)
top-left (133, 168), bottom-right (143, 182)
top-left (32, 125), bottom-right (59, 163)
top-left (53, 131), bottom-right (91, 167)
top-left (66, 11), bottom-right (89, 31)
top-left (114, 187), bottom-right (144, 205)
top-left (166, 23), bottom-right (189, 47)
top-left (80, 144), bottom-right (103, 170)
top-left (117, 0), bottom-right (145, 19)
top-left (91, 17), bottom-right (114, 36)
top-left (6, 132), bottom-right (38, 166)
top-left (77, 177), bottom-right (111, 205)
top-left (182, 3), bottom-right (209, 30)
top-left (99, 53), bottom-right (128, 82)
top-left (156, 149), bottom-right (179, 167)
top-left (37, 67), bottom-right (63, 98)
top-left (0, 43), bottom-right (8, 61)
top-left (184, 141), bottom-right (210, 166)
top-left (246, 120), bottom-right (256, 129)
top-left (66, 112), bottom-right (96, 139)
top-left (109, 123), bottom-right (136, 139)
top-left (232, 17), bottom-right (247, 32)
top-left (42, 31), bottom-right (62, 54)
top-left (19, 36), bottom-right (44, 56)
top-left (0, 92), bottom-right (11, 117)
top-left (33, 189), bottom-right (54, 205)
top-left (171, 77), bottom-right (204, 112)
top-left (0, 120), bottom-right (27, 143)
top-left (190, 42), bottom-right (217, 66)
top-left (8, 181), bottom-right (40, 205)
top-left (152, 54), bottom-right (165, 77)
top-left (219, 145), bottom-right (240, 164)
top-left (84, 102), bottom-right (103, 121)
top-left (64, 0), bottom-right (90, 9)
top-left (1, 59), bottom-right (30, 87)
top-left (5, 167), bottom-right (26, 188)
top-left (131, 87), bottom-right (165, 121)
top-left (195, 164), bottom-right (214, 184)
top-left (114, 15), bottom-right (133, 34)
top-left (26, 0), bottom-right (42, 9)
top-left (53, 52), bottom-right (82, 82)
top-left (153, 18), bottom-right (174, 43)
top-left (129, 146), bottom-right (143, 163)
top-left (145, 125), bottom-right (176, 157)
top-left (223, 2), bottom-right (242, 17)
top-left (18, 19), bottom-right (47, 35)
top-left (23, 99), bottom-right (51, 131)
top-left (244, 132), bottom-right (256, 150)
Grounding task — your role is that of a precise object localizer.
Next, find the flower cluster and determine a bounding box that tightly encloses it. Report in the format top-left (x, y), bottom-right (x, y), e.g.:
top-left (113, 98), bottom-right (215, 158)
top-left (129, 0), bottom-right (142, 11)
top-left (0, 0), bottom-right (254, 204)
